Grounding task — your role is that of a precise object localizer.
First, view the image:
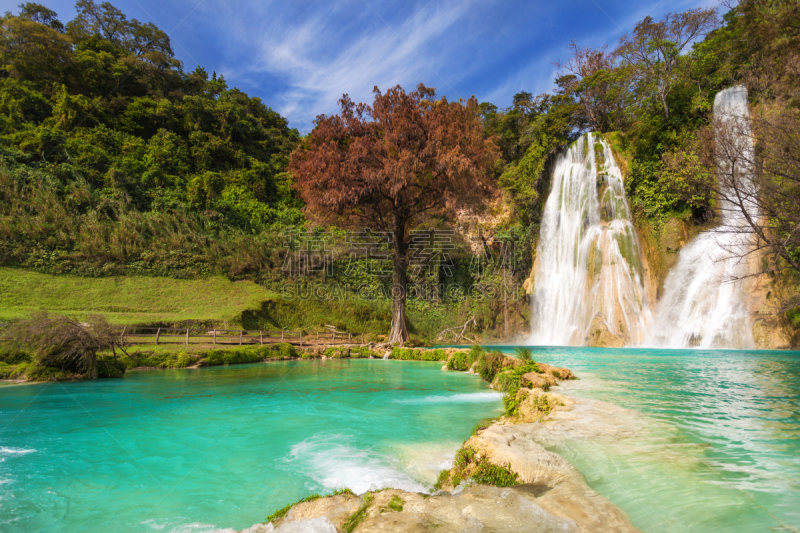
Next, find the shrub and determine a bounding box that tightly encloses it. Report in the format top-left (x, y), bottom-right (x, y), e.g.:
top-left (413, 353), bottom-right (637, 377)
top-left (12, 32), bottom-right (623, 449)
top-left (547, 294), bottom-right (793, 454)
top-left (433, 469), bottom-right (450, 491)
top-left (466, 345), bottom-right (484, 367)
top-left (96, 356), bottom-right (127, 378)
top-left (0, 345), bottom-right (32, 365)
top-left (471, 462), bottom-right (519, 487)
top-left (442, 443), bottom-right (519, 490)
top-left (3, 312), bottom-right (123, 379)
top-left (350, 347), bottom-right (373, 358)
top-left (446, 351), bottom-right (468, 371)
top-left (476, 351), bottom-right (505, 382)
top-left (391, 347), bottom-right (447, 361)
top-left (514, 347), bottom-right (532, 361)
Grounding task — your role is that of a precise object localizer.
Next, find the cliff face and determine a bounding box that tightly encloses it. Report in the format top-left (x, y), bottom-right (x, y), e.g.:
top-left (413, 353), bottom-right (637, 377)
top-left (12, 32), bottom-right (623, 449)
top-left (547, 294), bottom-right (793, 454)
top-left (606, 138), bottom-right (799, 350)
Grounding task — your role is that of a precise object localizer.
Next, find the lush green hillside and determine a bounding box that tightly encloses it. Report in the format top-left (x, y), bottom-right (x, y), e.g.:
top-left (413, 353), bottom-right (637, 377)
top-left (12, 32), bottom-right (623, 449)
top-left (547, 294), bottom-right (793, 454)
top-left (0, 0), bottom-right (797, 352)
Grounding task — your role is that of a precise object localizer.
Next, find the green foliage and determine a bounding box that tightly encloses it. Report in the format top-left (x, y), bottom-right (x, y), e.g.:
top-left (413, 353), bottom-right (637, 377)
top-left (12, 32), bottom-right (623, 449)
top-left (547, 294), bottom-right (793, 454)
top-left (470, 417), bottom-right (498, 436)
top-left (266, 493), bottom-right (323, 523)
top-left (446, 351), bottom-right (468, 371)
top-left (471, 462), bottom-right (519, 488)
top-left (514, 347), bottom-right (532, 361)
top-left (342, 492), bottom-right (374, 533)
top-left (0, 3), bottom-right (303, 280)
top-left (349, 347), bottom-right (374, 359)
top-left (465, 344), bottom-right (484, 367)
top-left (96, 355), bottom-right (126, 378)
top-left (122, 343), bottom-right (296, 369)
top-left (475, 350), bottom-right (506, 382)
top-left (0, 344), bottom-right (32, 364)
top-left (122, 350), bottom-right (197, 368)
top-left (200, 343), bottom-right (295, 366)
top-left (496, 360), bottom-right (544, 414)
top-left (503, 389), bottom-right (524, 416)
top-left (387, 495), bottom-right (404, 512)
top-left (391, 347), bottom-right (446, 361)
top-left (787, 308), bottom-right (800, 329)
top-left (442, 443), bottom-right (519, 490)
top-left (433, 469), bottom-right (450, 491)
top-left (454, 445), bottom-right (477, 469)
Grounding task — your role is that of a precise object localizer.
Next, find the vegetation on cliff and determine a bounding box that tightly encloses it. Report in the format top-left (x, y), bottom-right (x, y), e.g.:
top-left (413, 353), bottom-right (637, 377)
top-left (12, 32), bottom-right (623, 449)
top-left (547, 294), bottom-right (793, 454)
top-left (0, 0), bottom-right (797, 341)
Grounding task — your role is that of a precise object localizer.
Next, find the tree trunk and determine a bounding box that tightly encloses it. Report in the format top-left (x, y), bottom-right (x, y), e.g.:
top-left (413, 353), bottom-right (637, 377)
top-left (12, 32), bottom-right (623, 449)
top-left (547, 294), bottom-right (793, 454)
top-left (660, 90), bottom-right (670, 119)
top-left (388, 213), bottom-right (409, 345)
top-left (389, 263), bottom-right (409, 345)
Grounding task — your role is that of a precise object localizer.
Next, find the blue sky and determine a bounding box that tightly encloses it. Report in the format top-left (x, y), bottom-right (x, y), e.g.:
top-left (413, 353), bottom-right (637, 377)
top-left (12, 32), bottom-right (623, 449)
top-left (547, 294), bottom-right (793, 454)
top-left (3, 0), bottom-right (717, 132)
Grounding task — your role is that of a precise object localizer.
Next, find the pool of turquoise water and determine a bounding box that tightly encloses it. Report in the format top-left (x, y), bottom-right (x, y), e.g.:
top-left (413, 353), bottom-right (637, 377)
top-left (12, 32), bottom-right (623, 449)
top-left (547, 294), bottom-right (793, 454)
top-left (0, 359), bottom-right (502, 532)
top-left (2, 348), bottom-right (799, 533)
top-left (494, 346), bottom-right (800, 533)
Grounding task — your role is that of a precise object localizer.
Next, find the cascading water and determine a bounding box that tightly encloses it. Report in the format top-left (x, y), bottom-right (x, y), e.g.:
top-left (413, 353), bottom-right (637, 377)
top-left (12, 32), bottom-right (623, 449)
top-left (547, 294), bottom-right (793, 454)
top-left (529, 133), bottom-right (650, 346)
top-left (645, 86), bottom-right (756, 349)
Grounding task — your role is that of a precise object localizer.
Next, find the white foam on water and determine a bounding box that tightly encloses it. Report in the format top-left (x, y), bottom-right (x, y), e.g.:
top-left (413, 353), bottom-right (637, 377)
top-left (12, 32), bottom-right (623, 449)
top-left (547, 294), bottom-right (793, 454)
top-left (0, 447), bottom-right (36, 455)
top-left (282, 434), bottom-right (428, 495)
top-left (392, 392), bottom-right (502, 404)
top-left (158, 521), bottom-right (238, 533)
top-left (392, 441), bottom-right (460, 485)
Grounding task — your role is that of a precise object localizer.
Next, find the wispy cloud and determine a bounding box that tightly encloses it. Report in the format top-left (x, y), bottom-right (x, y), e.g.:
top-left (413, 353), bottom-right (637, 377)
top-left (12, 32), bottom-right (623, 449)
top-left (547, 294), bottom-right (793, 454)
top-left (199, 0), bottom-right (476, 131)
top-left (140, 0), bottom-right (721, 130)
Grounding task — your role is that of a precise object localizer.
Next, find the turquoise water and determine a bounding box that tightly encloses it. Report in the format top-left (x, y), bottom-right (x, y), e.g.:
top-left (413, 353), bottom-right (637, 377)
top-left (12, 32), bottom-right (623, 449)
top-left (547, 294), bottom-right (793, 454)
top-left (0, 359), bottom-right (502, 532)
top-left (2, 349), bottom-right (799, 533)
top-left (498, 346), bottom-right (800, 533)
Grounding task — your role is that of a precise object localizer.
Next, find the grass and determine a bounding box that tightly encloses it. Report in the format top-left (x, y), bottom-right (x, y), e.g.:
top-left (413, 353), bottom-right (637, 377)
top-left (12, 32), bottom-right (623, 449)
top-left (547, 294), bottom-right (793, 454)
top-left (0, 267), bottom-right (276, 325)
top-left (342, 493), bottom-right (374, 533)
top-left (434, 443), bottom-right (519, 490)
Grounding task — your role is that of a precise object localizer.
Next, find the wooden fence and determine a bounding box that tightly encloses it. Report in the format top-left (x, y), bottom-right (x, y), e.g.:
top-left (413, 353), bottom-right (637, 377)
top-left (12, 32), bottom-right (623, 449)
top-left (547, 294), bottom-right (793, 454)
top-left (118, 327), bottom-right (365, 347)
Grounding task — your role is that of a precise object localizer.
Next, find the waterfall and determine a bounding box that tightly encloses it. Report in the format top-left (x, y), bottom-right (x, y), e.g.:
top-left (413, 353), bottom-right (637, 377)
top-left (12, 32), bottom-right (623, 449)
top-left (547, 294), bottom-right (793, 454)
top-left (645, 86), bottom-right (756, 349)
top-left (529, 133), bottom-right (651, 346)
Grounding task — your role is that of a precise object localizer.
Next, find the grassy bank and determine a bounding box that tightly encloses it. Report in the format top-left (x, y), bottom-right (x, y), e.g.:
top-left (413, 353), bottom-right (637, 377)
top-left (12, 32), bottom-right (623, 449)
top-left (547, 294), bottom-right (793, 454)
top-left (0, 267), bottom-right (276, 325)
top-left (0, 343), bottom-right (458, 382)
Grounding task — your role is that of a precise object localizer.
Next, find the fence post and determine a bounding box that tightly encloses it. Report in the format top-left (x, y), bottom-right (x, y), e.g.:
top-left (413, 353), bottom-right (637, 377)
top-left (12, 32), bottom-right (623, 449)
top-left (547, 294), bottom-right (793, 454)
top-left (213, 329), bottom-right (216, 345)
top-left (332, 331), bottom-right (336, 345)
top-left (121, 327), bottom-right (126, 347)
top-left (361, 333), bottom-right (364, 344)
top-left (300, 331), bottom-right (303, 345)
top-left (155, 327), bottom-right (161, 345)
top-left (349, 332), bottom-right (351, 344)
top-left (317, 331), bottom-right (319, 345)
top-left (186, 328), bottom-right (189, 345)
top-left (239, 330), bottom-right (243, 346)
top-left (260, 331), bottom-right (263, 345)
top-left (281, 330), bottom-right (284, 342)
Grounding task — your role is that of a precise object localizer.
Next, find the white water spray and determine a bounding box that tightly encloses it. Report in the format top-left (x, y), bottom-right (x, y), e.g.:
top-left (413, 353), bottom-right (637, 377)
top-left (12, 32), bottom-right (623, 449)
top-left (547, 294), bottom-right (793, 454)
top-left (529, 133), bottom-right (650, 346)
top-left (645, 86), bottom-right (757, 349)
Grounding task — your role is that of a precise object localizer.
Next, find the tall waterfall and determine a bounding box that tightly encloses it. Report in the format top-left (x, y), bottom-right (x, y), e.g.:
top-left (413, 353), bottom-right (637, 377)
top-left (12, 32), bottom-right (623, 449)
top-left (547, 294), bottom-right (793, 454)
top-left (645, 86), bottom-right (756, 349)
top-left (529, 133), bottom-right (650, 346)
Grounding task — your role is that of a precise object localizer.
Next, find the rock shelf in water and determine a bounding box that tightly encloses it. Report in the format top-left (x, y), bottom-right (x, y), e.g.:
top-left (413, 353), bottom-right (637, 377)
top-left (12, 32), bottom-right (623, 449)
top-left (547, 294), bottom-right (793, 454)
top-left (244, 361), bottom-right (641, 533)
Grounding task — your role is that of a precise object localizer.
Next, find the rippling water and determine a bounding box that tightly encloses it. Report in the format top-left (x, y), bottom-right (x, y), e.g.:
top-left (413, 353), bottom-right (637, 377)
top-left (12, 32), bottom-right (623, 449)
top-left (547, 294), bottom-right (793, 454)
top-left (2, 349), bottom-right (798, 533)
top-left (498, 346), bottom-right (800, 533)
top-left (0, 360), bottom-right (501, 532)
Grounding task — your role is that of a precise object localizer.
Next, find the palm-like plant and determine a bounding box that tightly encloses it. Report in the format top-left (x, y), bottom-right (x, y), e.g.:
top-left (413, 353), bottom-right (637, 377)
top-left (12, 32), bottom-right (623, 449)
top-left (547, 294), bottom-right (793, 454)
top-left (514, 347), bottom-right (533, 361)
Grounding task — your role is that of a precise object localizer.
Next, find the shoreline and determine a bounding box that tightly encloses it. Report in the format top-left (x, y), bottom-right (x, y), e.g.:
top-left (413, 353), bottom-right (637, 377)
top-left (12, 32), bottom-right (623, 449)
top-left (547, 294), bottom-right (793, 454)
top-left (248, 356), bottom-right (642, 533)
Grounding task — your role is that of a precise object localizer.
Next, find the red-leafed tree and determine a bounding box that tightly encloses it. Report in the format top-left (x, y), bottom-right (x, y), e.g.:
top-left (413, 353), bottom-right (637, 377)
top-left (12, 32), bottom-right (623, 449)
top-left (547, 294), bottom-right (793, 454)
top-left (289, 84), bottom-right (499, 345)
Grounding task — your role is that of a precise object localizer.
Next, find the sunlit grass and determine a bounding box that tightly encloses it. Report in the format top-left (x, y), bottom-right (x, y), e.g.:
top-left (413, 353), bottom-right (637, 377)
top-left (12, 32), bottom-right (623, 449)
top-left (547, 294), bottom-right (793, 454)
top-left (0, 267), bottom-right (277, 325)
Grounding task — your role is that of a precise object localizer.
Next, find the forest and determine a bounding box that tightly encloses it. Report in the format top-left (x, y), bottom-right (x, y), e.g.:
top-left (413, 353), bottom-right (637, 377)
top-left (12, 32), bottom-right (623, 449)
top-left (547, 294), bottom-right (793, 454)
top-left (0, 0), bottom-right (798, 343)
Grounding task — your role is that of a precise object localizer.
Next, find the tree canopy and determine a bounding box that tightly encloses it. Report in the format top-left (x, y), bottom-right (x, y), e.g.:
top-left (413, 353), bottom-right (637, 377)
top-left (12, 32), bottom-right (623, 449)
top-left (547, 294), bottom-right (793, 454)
top-left (290, 84), bottom-right (499, 343)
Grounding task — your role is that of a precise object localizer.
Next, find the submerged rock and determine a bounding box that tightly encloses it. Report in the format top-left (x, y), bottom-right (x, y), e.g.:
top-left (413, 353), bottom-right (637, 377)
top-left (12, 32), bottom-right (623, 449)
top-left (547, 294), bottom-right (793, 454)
top-left (245, 361), bottom-right (640, 533)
